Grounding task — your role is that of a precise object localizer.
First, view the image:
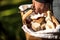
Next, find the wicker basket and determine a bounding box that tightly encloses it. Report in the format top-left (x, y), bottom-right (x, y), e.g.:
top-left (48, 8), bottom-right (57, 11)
top-left (22, 25), bottom-right (60, 40)
top-left (19, 4), bottom-right (60, 40)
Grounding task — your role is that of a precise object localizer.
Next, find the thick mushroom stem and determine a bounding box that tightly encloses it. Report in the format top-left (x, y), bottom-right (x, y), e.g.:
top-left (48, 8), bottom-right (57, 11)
top-left (52, 16), bottom-right (59, 26)
top-left (45, 10), bottom-right (52, 21)
top-left (22, 9), bottom-right (33, 21)
top-left (45, 11), bottom-right (55, 29)
top-left (45, 20), bottom-right (55, 29)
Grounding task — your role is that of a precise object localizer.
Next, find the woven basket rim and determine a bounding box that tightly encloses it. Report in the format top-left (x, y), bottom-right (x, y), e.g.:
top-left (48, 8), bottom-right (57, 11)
top-left (22, 25), bottom-right (60, 39)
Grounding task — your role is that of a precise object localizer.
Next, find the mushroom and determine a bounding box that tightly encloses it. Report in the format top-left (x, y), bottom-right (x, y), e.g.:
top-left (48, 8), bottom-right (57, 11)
top-left (22, 9), bottom-right (33, 21)
top-left (45, 10), bottom-right (55, 29)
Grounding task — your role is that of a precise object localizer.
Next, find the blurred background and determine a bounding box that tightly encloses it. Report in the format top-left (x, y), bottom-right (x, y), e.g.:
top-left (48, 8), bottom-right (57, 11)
top-left (0, 0), bottom-right (60, 40)
top-left (0, 0), bottom-right (31, 40)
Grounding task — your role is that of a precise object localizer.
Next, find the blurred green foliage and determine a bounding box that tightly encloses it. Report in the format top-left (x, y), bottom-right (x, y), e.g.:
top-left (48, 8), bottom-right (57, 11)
top-left (0, 0), bottom-right (32, 40)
